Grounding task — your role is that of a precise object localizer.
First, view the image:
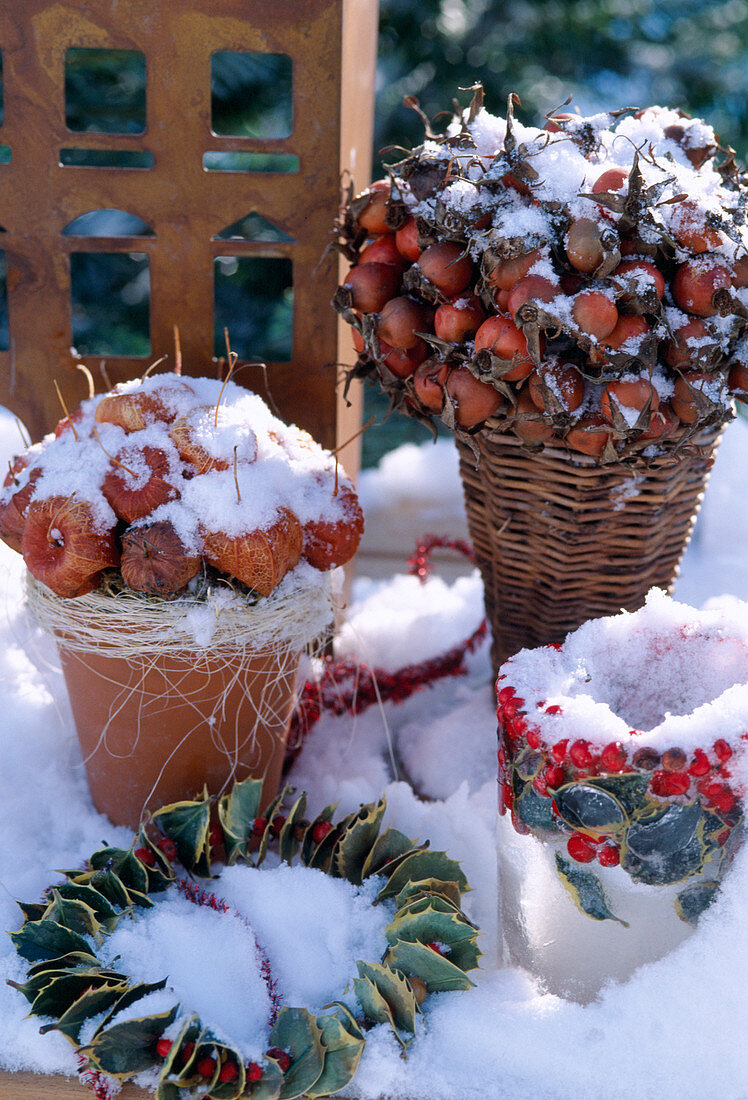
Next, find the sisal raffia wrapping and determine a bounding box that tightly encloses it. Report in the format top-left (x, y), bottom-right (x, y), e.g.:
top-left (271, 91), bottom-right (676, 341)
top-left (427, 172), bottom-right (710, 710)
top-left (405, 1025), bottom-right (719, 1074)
top-left (26, 570), bottom-right (336, 826)
top-left (456, 427), bottom-right (722, 674)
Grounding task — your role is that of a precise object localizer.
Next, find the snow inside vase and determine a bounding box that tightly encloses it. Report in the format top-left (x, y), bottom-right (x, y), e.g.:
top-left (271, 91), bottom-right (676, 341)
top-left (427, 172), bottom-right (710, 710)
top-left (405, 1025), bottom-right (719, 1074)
top-left (495, 590), bottom-right (747, 1001)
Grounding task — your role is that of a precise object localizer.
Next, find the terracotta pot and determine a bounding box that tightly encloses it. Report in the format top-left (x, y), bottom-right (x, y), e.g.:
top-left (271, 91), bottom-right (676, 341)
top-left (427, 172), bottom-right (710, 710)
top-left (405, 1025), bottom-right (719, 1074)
top-left (59, 642), bottom-right (300, 828)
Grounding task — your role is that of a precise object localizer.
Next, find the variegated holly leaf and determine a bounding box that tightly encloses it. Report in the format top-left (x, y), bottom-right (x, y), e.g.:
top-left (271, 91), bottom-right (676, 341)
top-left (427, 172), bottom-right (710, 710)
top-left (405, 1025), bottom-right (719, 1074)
top-left (16, 900), bottom-right (47, 923)
top-left (352, 975), bottom-right (409, 1049)
top-left (555, 854), bottom-right (629, 925)
top-left (10, 919), bottom-right (93, 964)
top-left (395, 877), bottom-right (463, 910)
top-left (92, 980), bottom-right (169, 1040)
top-left (355, 960), bottom-right (418, 1034)
top-left (387, 898), bottom-right (481, 973)
top-left (335, 798), bottom-right (387, 885)
top-left (554, 783), bottom-right (627, 835)
top-left (75, 869), bottom-right (132, 912)
top-left (279, 793), bottom-right (307, 864)
top-left (30, 972), bottom-right (120, 1020)
top-left (377, 850), bottom-right (468, 903)
top-left (156, 1014), bottom-right (200, 1084)
top-left (269, 1006), bottom-right (325, 1100)
top-left (88, 846), bottom-right (150, 894)
top-left (257, 787), bottom-right (293, 866)
top-left (675, 880), bottom-right (721, 926)
top-left (43, 892), bottom-right (103, 942)
top-left (515, 785), bottom-right (557, 832)
top-left (51, 882), bottom-right (121, 931)
top-left (217, 777), bottom-right (265, 866)
top-left (151, 797), bottom-right (212, 877)
top-left (361, 827), bottom-right (417, 880)
top-left (247, 1058), bottom-right (284, 1099)
top-left (40, 982), bottom-right (132, 1042)
top-left (27, 950), bottom-right (100, 976)
top-left (384, 940), bottom-right (474, 992)
top-left (304, 812), bottom-right (351, 873)
top-left (134, 830), bottom-right (177, 892)
top-left (83, 1005), bottom-right (179, 1077)
top-left (304, 1013), bottom-right (364, 1098)
top-left (321, 1001), bottom-right (364, 1041)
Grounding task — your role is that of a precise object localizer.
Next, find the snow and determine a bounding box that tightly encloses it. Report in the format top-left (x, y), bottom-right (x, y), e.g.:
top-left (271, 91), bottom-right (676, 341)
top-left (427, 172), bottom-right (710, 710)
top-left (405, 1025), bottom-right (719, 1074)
top-left (0, 408), bottom-right (747, 1098)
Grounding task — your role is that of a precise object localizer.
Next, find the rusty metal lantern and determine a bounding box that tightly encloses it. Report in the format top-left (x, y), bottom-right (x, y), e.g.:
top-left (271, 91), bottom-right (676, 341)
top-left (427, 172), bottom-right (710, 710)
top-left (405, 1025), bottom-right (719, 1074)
top-left (0, 0), bottom-right (379, 467)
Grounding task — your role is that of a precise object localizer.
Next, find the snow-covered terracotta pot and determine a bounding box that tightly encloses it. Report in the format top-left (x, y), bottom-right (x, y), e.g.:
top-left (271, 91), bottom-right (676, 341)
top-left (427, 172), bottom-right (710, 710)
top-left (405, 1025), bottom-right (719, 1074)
top-left (495, 591), bottom-right (747, 1001)
top-left (28, 570), bottom-right (334, 828)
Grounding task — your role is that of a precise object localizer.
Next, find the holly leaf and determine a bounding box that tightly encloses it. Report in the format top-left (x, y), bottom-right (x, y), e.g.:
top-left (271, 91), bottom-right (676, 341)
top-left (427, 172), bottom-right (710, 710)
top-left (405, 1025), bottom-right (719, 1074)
top-left (16, 900), bottom-right (47, 923)
top-left (555, 854), bottom-right (629, 926)
top-left (217, 778), bottom-right (265, 866)
top-left (27, 950), bottom-right (100, 976)
top-left (40, 982), bottom-right (131, 1043)
top-left (88, 847), bottom-right (149, 894)
top-left (10, 919), bottom-right (93, 964)
top-left (279, 793), bottom-right (307, 865)
top-left (321, 1001), bottom-right (364, 1041)
top-left (376, 850), bottom-right (468, 903)
top-left (386, 898), bottom-right (481, 973)
top-left (269, 1007), bottom-right (325, 1100)
top-left (554, 783), bottom-right (628, 835)
top-left (257, 787), bottom-right (293, 866)
top-left (300, 803), bottom-right (338, 866)
top-left (304, 1013), bottom-right (364, 1098)
top-left (355, 961), bottom-right (418, 1034)
top-left (334, 798), bottom-right (387, 885)
top-left (352, 975), bottom-right (408, 1049)
top-left (395, 877), bottom-right (463, 910)
top-left (384, 940), bottom-right (475, 992)
top-left (151, 798), bottom-right (212, 877)
top-left (30, 973), bottom-right (120, 1021)
top-left (92, 980), bottom-right (169, 1039)
top-left (42, 892), bottom-right (103, 942)
top-left (361, 827), bottom-right (417, 880)
top-left (156, 1014), bottom-right (200, 1084)
top-left (247, 1059), bottom-right (284, 1099)
top-left (83, 1005), bottom-right (179, 1077)
top-left (75, 869), bottom-right (132, 912)
top-left (515, 785), bottom-right (557, 831)
top-left (51, 882), bottom-right (121, 931)
top-left (675, 881), bottom-right (721, 926)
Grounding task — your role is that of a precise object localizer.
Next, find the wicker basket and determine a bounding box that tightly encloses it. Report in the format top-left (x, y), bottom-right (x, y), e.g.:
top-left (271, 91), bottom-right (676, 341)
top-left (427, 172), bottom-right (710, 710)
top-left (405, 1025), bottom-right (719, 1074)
top-left (457, 427), bottom-right (722, 671)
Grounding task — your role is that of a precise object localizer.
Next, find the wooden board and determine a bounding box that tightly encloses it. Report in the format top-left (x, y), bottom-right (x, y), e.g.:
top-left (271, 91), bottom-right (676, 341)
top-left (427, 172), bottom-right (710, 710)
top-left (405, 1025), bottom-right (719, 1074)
top-left (0, 1071), bottom-right (146, 1097)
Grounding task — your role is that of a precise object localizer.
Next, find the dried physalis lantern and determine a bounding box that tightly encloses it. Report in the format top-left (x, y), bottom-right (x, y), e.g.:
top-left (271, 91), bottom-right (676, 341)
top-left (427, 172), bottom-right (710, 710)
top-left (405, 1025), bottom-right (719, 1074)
top-left (22, 496), bottom-right (120, 598)
top-left (120, 520), bottom-right (201, 596)
top-left (302, 480), bottom-right (365, 571)
top-left (203, 507), bottom-right (303, 597)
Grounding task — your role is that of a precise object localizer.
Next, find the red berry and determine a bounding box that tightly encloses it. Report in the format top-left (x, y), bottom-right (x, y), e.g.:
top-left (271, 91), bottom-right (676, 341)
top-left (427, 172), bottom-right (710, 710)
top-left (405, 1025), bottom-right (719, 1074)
top-left (197, 1055), bottom-right (217, 1078)
top-left (208, 824), bottom-right (223, 848)
top-left (156, 837), bottom-right (178, 862)
top-left (181, 1042), bottom-right (196, 1064)
top-left (713, 739), bottom-right (733, 763)
top-left (426, 941), bottom-right (444, 955)
top-left (498, 685), bottom-right (517, 704)
top-left (252, 816), bottom-right (268, 836)
top-left (544, 764), bottom-right (566, 790)
top-left (544, 704), bottom-right (563, 716)
top-left (501, 781), bottom-right (514, 813)
top-left (311, 820), bottom-right (334, 845)
top-left (651, 770), bottom-right (690, 797)
top-left (600, 742), bottom-right (627, 773)
top-left (219, 1061), bottom-right (239, 1083)
top-left (134, 846), bottom-right (155, 867)
top-left (569, 740), bottom-right (594, 768)
top-left (567, 833), bottom-right (597, 863)
top-left (661, 747), bottom-right (687, 772)
top-left (713, 790), bottom-right (736, 814)
top-left (247, 1062), bottom-right (263, 1083)
top-left (526, 727), bottom-right (542, 749)
top-left (551, 738), bottom-right (569, 762)
top-left (267, 1048), bottom-right (292, 1074)
top-left (532, 773), bottom-right (549, 796)
top-left (270, 815), bottom-right (287, 838)
top-left (156, 1038), bottom-right (173, 1059)
top-left (688, 749), bottom-right (712, 777)
top-left (598, 844), bottom-right (620, 867)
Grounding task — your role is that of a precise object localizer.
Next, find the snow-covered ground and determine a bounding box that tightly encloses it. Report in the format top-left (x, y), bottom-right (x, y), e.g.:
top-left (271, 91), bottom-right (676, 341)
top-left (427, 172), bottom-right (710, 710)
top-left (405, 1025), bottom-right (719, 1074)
top-left (0, 411), bottom-right (746, 1099)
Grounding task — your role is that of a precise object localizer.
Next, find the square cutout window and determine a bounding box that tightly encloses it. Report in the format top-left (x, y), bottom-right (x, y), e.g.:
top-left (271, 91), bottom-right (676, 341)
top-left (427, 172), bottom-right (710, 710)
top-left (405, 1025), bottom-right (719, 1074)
top-left (70, 252), bottom-right (150, 356)
top-left (214, 256), bottom-right (293, 361)
top-left (211, 52), bottom-right (292, 138)
top-left (65, 48), bottom-right (146, 134)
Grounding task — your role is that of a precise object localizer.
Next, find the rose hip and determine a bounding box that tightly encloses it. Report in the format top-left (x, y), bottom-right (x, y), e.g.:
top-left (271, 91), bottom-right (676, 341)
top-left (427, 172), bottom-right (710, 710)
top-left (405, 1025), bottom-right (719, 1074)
top-left (572, 291), bottom-right (618, 339)
top-left (434, 295), bottom-right (486, 342)
top-left (446, 367), bottom-right (504, 428)
top-left (672, 258), bottom-right (732, 317)
top-left (377, 296), bottom-right (433, 349)
top-left (486, 249), bottom-right (543, 291)
top-left (565, 414), bottom-right (615, 458)
top-left (528, 361), bottom-right (585, 414)
top-left (591, 167), bottom-right (628, 194)
top-left (600, 379), bottom-right (659, 426)
top-left (418, 241), bottom-right (474, 296)
top-left (395, 217), bottom-right (421, 262)
top-left (413, 358), bottom-right (449, 412)
top-left (343, 263), bottom-right (401, 313)
top-left (506, 274), bottom-right (558, 317)
top-left (474, 315), bottom-right (537, 380)
top-left (566, 218), bottom-right (613, 274)
top-left (357, 180), bottom-right (392, 235)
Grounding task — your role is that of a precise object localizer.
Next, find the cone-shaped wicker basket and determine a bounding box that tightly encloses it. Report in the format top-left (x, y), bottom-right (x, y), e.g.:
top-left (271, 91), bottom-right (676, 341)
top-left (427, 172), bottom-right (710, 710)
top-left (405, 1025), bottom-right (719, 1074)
top-left (457, 427), bottom-right (722, 672)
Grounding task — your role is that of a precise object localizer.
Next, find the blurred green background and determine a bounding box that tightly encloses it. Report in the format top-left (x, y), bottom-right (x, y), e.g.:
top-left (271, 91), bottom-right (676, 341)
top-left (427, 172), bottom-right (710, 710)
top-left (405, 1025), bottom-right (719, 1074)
top-left (3, 3), bottom-right (746, 461)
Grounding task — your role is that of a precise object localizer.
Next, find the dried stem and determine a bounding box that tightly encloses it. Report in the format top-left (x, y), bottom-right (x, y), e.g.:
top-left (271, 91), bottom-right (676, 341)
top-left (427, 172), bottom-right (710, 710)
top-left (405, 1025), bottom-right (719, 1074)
top-left (76, 362), bottom-right (96, 400)
top-left (141, 354), bottom-right (168, 382)
top-left (14, 418), bottom-right (30, 447)
top-left (233, 445), bottom-right (241, 504)
top-left (91, 424), bottom-right (137, 479)
top-left (173, 325), bottom-right (182, 375)
top-left (99, 361), bottom-right (113, 391)
top-left (214, 329), bottom-right (238, 427)
top-left (53, 380), bottom-right (79, 441)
